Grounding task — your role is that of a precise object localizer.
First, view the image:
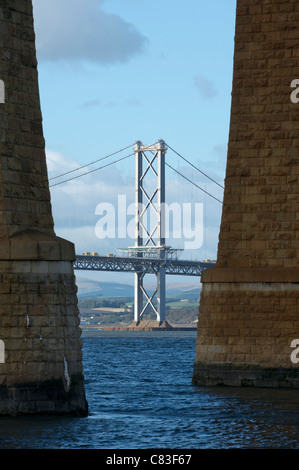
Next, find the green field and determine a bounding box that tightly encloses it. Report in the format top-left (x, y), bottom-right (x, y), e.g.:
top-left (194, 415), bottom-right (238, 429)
top-left (166, 300), bottom-right (198, 308)
top-left (77, 280), bottom-right (201, 325)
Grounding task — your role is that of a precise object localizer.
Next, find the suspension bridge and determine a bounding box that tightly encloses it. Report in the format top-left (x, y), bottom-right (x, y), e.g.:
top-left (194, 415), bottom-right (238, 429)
top-left (49, 139), bottom-right (223, 326)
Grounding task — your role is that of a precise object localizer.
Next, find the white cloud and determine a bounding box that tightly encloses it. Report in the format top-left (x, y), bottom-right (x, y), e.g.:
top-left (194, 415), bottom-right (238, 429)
top-left (32, 0), bottom-right (148, 64)
top-left (213, 143), bottom-right (228, 157)
top-left (46, 150), bottom-right (79, 174)
top-left (47, 149), bottom-right (135, 251)
top-left (55, 225), bottom-right (103, 255)
top-left (194, 74), bottom-right (218, 100)
top-left (80, 99), bottom-right (102, 110)
top-left (80, 96), bottom-right (142, 109)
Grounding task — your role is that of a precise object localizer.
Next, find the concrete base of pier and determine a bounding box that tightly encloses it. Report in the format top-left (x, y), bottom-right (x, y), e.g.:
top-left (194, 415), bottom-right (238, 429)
top-left (192, 364), bottom-right (299, 388)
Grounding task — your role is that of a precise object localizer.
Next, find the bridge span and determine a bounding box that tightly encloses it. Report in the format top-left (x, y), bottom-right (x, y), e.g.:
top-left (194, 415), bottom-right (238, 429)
top-left (74, 254), bottom-right (215, 277)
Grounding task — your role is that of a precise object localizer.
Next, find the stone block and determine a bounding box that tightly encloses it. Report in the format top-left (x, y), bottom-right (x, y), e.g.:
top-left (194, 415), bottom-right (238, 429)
top-left (10, 239), bottom-right (39, 260)
top-left (38, 241), bottom-right (61, 261)
top-left (58, 239), bottom-right (76, 261)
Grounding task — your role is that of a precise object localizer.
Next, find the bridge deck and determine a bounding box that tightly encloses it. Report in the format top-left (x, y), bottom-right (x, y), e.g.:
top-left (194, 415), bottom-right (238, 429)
top-left (74, 255), bottom-right (215, 277)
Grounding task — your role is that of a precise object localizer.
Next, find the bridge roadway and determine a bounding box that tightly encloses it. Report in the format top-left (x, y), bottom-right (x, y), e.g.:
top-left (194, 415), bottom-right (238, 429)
top-left (74, 254), bottom-right (216, 277)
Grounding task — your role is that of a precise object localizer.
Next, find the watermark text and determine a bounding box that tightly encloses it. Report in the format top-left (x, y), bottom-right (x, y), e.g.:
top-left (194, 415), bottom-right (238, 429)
top-left (95, 196), bottom-right (204, 250)
top-left (290, 79), bottom-right (299, 103)
top-left (0, 79), bottom-right (4, 103)
top-left (0, 340), bottom-right (4, 364)
top-left (290, 339), bottom-right (299, 364)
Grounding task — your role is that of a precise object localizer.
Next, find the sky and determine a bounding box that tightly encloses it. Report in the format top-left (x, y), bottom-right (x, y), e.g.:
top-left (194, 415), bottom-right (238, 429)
top-left (31, 0), bottom-right (237, 286)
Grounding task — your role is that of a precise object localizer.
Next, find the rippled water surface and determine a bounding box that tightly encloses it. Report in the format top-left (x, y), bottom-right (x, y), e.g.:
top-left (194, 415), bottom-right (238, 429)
top-left (0, 331), bottom-right (299, 449)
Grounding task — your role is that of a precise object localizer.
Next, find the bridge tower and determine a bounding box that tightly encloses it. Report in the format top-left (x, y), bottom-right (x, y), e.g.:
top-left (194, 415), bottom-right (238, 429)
top-left (0, 1), bottom-right (88, 414)
top-left (193, 0), bottom-right (299, 387)
top-left (130, 140), bottom-right (170, 326)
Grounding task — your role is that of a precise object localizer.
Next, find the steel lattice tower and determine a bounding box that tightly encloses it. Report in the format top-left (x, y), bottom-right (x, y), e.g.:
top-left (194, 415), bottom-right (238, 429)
top-left (132, 140), bottom-right (167, 324)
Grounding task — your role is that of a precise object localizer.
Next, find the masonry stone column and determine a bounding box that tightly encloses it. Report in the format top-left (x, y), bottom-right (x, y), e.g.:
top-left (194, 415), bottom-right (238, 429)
top-left (193, 0), bottom-right (299, 387)
top-left (0, 1), bottom-right (88, 414)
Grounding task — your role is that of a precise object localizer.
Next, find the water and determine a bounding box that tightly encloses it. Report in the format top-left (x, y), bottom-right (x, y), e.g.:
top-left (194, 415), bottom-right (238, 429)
top-left (0, 330), bottom-right (299, 449)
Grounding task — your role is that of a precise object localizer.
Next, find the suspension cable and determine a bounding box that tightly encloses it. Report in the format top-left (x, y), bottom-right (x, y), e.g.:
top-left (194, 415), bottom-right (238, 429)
top-left (49, 142), bottom-right (136, 181)
top-left (50, 153), bottom-right (134, 188)
top-left (165, 142), bottom-right (224, 189)
top-left (165, 162), bottom-right (223, 204)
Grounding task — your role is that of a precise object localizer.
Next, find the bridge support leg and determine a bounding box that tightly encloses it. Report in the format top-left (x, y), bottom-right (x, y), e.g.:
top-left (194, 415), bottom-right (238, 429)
top-left (157, 267), bottom-right (166, 322)
top-left (134, 272), bottom-right (143, 324)
top-left (130, 140), bottom-right (171, 329)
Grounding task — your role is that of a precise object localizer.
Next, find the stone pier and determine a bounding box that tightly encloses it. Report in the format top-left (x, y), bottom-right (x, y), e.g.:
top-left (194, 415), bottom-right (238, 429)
top-left (0, 1), bottom-right (88, 414)
top-left (193, 0), bottom-right (299, 388)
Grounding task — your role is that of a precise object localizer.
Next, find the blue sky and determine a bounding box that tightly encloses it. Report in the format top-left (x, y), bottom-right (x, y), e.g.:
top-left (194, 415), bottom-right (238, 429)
top-left (32, 0), bottom-right (237, 285)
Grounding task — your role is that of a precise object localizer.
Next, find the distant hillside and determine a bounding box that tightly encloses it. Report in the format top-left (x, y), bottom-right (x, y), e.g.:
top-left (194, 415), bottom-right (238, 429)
top-left (76, 277), bottom-right (134, 298)
top-left (169, 288), bottom-right (201, 300)
top-left (76, 276), bottom-right (201, 300)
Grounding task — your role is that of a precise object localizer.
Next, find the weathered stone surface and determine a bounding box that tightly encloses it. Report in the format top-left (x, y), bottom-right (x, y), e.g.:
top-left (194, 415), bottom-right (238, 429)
top-left (0, 258), bottom-right (88, 416)
top-left (0, 1), bottom-right (88, 415)
top-left (193, 0), bottom-right (299, 388)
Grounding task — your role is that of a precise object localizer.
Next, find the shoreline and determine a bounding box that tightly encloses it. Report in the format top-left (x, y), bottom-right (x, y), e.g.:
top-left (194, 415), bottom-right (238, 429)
top-left (81, 322), bottom-right (198, 335)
